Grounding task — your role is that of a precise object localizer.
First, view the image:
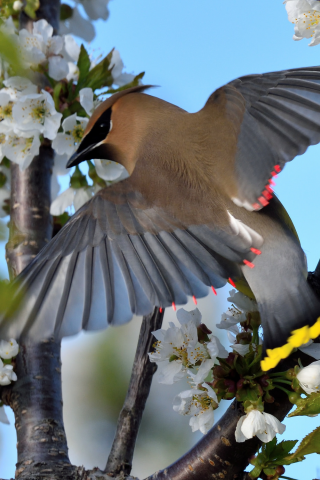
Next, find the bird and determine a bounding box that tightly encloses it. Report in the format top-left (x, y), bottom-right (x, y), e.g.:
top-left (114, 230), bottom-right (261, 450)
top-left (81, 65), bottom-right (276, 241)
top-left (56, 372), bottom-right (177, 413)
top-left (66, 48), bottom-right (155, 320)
top-left (1, 66), bottom-right (320, 371)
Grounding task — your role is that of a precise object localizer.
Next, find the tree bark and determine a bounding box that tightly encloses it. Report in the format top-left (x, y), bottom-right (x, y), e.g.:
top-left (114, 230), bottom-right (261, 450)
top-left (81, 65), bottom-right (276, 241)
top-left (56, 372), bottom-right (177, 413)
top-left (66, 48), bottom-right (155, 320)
top-left (106, 308), bottom-right (164, 476)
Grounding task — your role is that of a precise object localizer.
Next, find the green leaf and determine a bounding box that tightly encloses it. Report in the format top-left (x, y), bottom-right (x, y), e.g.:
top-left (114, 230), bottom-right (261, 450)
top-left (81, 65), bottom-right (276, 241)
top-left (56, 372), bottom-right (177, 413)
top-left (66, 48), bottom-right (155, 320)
top-left (102, 71), bottom-right (145, 95)
top-left (24, 0), bottom-right (40, 19)
top-left (76, 45), bottom-right (91, 93)
top-left (271, 440), bottom-right (298, 461)
top-left (0, 29), bottom-right (23, 74)
top-left (79, 49), bottom-right (114, 93)
top-left (60, 3), bottom-right (73, 21)
top-left (284, 426), bottom-right (320, 464)
top-left (288, 392), bottom-right (320, 417)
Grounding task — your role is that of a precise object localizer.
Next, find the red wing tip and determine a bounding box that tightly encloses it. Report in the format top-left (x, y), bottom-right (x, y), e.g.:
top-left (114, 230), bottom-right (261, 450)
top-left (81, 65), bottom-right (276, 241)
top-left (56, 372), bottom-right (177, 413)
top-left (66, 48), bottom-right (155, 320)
top-left (262, 190), bottom-right (273, 200)
top-left (211, 286), bottom-right (217, 295)
top-left (250, 247), bottom-right (261, 255)
top-left (268, 179), bottom-right (276, 186)
top-left (159, 307), bottom-right (163, 313)
top-left (192, 295), bottom-right (197, 305)
top-left (228, 278), bottom-right (236, 288)
top-left (274, 165), bottom-right (281, 173)
top-left (258, 196), bottom-right (269, 207)
top-left (271, 172), bottom-right (278, 178)
top-left (243, 259), bottom-right (255, 269)
top-left (172, 302), bottom-right (176, 311)
top-left (265, 185), bottom-right (273, 194)
top-left (252, 203), bottom-right (260, 210)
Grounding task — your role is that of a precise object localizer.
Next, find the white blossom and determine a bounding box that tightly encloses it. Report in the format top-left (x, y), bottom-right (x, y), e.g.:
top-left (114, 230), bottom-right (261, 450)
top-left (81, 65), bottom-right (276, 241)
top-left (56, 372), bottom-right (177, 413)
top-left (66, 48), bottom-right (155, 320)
top-left (0, 406), bottom-right (9, 424)
top-left (60, 6), bottom-right (95, 42)
top-left (12, 90), bottom-right (62, 140)
top-left (50, 187), bottom-right (74, 216)
top-left (227, 289), bottom-right (257, 312)
top-left (3, 76), bottom-right (38, 98)
top-left (297, 360), bottom-right (320, 394)
top-left (285, 0), bottom-right (320, 45)
top-left (110, 50), bottom-right (135, 87)
top-left (149, 308), bottom-right (208, 384)
top-left (80, 88), bottom-right (94, 116)
top-left (13, 0), bottom-right (23, 10)
top-left (206, 336), bottom-right (229, 360)
top-left (3, 132), bottom-right (40, 170)
top-left (173, 383), bottom-right (218, 434)
top-left (52, 114), bottom-right (88, 156)
top-left (0, 359), bottom-right (17, 386)
top-left (73, 187), bottom-right (92, 211)
top-left (81, 0), bottom-right (110, 21)
top-left (48, 56), bottom-right (69, 81)
top-left (94, 159), bottom-right (129, 183)
top-left (187, 359), bottom-right (214, 386)
top-left (235, 410), bottom-right (286, 443)
top-left (50, 185), bottom-right (92, 216)
top-left (0, 339), bottom-right (19, 359)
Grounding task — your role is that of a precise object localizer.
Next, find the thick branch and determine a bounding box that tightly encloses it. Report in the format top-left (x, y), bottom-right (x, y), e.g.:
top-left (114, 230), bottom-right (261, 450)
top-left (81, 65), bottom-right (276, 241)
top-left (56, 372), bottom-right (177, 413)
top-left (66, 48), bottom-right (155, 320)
top-left (105, 307), bottom-right (164, 476)
top-left (1, 3), bottom-right (72, 479)
top-left (6, 144), bottom-right (54, 278)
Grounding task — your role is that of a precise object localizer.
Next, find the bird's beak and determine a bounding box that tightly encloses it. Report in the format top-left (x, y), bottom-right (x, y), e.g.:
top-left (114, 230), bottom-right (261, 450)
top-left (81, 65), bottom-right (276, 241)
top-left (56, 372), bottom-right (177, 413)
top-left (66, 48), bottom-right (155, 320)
top-left (66, 141), bottom-right (108, 168)
top-left (66, 145), bottom-right (95, 168)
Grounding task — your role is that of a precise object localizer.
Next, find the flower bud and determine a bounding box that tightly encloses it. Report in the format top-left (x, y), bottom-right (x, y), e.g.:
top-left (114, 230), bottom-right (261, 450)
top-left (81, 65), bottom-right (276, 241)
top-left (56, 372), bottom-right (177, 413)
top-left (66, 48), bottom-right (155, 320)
top-left (297, 360), bottom-right (320, 394)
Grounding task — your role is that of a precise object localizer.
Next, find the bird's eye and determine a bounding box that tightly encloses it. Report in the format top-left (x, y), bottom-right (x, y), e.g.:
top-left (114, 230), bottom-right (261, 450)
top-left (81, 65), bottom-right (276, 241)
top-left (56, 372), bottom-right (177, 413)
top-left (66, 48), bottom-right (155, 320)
top-left (100, 124), bottom-right (108, 128)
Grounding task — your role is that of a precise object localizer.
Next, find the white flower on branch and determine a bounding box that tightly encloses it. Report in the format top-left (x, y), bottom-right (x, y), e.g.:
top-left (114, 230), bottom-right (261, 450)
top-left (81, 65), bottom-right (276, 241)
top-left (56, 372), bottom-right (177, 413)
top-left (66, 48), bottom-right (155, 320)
top-left (149, 308), bottom-right (207, 384)
top-left (110, 50), bottom-right (135, 87)
top-left (94, 160), bottom-right (129, 183)
top-left (297, 360), bottom-right (320, 394)
top-left (50, 186), bottom-right (92, 216)
top-left (0, 339), bottom-right (19, 359)
top-left (235, 410), bottom-right (286, 443)
top-left (52, 114), bottom-right (88, 156)
top-left (3, 132), bottom-right (40, 171)
top-left (13, 0), bottom-right (23, 11)
top-left (173, 383), bottom-right (218, 434)
top-left (216, 289), bottom-right (257, 331)
top-left (206, 336), bottom-right (228, 360)
top-left (13, 90), bottom-right (62, 140)
top-left (285, 0), bottom-right (320, 45)
top-left (81, 0), bottom-right (111, 21)
top-left (60, 6), bottom-right (95, 42)
top-left (0, 359), bottom-right (17, 386)
top-left (80, 88), bottom-right (94, 116)
top-left (2, 77), bottom-right (38, 99)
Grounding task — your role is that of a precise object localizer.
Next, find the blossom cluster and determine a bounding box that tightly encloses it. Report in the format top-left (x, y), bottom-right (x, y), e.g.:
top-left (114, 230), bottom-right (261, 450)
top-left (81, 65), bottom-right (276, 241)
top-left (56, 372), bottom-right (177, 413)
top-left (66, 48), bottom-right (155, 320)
top-left (0, 338), bottom-right (19, 425)
top-left (285, 0), bottom-right (320, 46)
top-left (0, 17), bottom-right (138, 217)
top-left (150, 288), bottom-right (320, 455)
top-left (149, 290), bottom-right (286, 440)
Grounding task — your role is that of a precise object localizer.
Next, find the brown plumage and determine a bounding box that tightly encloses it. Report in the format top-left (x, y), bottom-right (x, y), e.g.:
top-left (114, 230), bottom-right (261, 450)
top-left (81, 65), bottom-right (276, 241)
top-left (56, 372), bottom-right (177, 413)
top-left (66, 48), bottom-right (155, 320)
top-left (1, 67), bottom-right (320, 369)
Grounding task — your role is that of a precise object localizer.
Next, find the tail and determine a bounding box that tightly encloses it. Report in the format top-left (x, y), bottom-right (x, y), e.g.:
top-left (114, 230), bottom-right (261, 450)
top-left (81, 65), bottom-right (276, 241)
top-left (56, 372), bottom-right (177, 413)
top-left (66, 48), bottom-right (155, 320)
top-left (240, 200), bottom-right (320, 370)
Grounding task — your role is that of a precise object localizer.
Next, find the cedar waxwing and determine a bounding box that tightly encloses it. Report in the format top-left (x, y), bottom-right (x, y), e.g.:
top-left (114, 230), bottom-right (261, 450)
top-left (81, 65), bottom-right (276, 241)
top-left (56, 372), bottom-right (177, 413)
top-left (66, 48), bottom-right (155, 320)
top-left (1, 66), bottom-right (320, 371)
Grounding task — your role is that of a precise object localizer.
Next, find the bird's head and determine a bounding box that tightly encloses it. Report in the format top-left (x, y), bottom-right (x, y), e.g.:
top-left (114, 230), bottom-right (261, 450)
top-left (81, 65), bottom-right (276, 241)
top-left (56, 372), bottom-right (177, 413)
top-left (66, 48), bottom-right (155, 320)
top-left (66, 85), bottom-right (153, 171)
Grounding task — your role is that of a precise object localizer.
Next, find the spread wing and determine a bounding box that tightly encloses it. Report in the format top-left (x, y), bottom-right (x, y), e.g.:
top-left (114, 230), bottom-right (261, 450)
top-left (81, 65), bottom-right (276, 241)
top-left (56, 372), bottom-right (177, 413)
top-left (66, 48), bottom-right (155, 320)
top-left (208, 66), bottom-right (320, 210)
top-left (0, 177), bottom-right (263, 341)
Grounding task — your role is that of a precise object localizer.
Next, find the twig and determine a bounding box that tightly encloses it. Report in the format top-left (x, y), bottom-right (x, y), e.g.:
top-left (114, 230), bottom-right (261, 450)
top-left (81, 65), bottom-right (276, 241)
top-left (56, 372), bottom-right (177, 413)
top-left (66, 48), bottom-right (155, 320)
top-left (105, 307), bottom-right (164, 476)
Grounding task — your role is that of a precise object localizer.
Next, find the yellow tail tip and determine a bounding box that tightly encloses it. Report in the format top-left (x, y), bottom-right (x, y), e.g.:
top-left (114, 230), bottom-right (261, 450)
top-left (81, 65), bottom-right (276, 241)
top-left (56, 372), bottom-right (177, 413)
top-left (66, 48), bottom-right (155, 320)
top-left (260, 317), bottom-right (320, 371)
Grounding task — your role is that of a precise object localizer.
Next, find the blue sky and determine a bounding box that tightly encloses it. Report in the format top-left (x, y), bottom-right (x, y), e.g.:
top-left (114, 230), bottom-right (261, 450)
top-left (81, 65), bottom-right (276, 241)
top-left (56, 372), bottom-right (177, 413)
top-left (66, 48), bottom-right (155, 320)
top-left (1, 1), bottom-right (320, 478)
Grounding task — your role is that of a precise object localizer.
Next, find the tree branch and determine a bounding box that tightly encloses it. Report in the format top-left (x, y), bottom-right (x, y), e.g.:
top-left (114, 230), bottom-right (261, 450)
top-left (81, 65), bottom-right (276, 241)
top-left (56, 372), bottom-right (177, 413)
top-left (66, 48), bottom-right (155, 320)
top-left (105, 307), bottom-right (164, 477)
top-left (0, 3), bottom-right (74, 479)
